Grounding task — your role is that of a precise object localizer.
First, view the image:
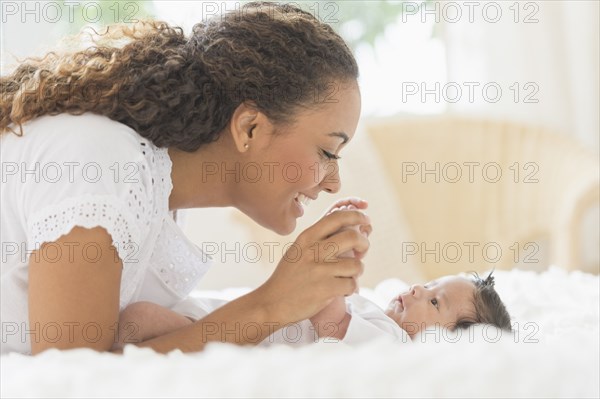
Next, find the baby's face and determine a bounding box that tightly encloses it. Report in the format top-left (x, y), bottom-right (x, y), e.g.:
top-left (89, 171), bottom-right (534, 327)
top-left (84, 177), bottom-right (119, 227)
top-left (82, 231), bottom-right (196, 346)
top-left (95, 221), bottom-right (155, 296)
top-left (384, 275), bottom-right (476, 338)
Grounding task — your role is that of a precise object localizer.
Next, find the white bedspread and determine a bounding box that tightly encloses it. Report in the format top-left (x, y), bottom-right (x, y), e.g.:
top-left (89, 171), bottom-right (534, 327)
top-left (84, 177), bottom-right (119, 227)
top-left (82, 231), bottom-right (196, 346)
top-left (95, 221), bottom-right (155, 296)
top-left (2, 267), bottom-right (598, 398)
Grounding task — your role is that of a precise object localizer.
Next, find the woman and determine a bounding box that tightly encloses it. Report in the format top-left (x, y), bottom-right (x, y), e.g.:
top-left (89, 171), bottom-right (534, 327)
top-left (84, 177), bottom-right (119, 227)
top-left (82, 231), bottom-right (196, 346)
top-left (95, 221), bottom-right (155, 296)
top-left (0, 1), bottom-right (371, 355)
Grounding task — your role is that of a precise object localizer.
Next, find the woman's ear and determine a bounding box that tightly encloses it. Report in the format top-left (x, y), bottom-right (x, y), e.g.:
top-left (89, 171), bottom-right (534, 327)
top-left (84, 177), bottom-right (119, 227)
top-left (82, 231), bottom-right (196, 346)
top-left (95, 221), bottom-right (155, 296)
top-left (229, 101), bottom-right (272, 152)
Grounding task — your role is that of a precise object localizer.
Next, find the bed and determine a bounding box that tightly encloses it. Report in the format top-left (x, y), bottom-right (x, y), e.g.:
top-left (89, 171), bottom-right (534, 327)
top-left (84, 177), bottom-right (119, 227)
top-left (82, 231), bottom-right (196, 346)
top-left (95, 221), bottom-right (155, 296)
top-left (3, 116), bottom-right (598, 397)
top-left (2, 266), bottom-right (598, 398)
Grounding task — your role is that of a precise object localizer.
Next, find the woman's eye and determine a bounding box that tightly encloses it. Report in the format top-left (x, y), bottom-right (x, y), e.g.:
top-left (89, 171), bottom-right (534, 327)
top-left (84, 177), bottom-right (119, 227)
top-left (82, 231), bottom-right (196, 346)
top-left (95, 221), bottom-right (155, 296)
top-left (321, 149), bottom-right (340, 160)
top-left (431, 298), bottom-right (439, 308)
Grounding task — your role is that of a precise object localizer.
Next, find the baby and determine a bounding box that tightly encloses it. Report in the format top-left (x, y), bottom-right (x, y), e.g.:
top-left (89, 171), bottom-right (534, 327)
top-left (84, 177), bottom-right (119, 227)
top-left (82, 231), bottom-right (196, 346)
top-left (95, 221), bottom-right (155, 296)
top-left (114, 204), bottom-right (511, 348)
top-left (302, 204), bottom-right (512, 344)
top-left (114, 203), bottom-right (511, 348)
top-left (113, 270), bottom-right (511, 348)
top-left (305, 269), bottom-right (512, 345)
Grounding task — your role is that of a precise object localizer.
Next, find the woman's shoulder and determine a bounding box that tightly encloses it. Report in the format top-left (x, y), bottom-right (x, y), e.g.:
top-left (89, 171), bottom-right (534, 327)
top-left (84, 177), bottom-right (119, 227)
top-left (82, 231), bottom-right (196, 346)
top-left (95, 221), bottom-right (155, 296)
top-left (23, 112), bottom-right (127, 129)
top-left (2, 112), bottom-right (172, 230)
top-left (17, 113), bottom-right (148, 150)
top-left (3, 113), bottom-right (163, 171)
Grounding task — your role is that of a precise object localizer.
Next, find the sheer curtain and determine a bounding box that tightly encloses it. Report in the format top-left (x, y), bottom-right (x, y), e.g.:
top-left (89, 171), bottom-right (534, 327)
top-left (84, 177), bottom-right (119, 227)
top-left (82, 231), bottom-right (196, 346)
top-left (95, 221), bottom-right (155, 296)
top-left (440, 0), bottom-right (599, 270)
top-left (443, 0), bottom-right (599, 151)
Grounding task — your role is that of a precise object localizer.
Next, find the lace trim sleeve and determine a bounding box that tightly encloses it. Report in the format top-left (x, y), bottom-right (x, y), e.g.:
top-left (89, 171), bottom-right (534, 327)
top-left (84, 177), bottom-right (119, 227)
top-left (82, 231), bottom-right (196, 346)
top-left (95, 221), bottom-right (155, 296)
top-left (26, 194), bottom-right (151, 306)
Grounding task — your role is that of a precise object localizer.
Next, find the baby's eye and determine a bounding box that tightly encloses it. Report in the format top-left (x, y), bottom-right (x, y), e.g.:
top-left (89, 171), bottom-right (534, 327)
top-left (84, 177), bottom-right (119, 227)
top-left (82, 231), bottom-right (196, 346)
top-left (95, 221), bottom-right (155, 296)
top-left (430, 298), bottom-right (439, 309)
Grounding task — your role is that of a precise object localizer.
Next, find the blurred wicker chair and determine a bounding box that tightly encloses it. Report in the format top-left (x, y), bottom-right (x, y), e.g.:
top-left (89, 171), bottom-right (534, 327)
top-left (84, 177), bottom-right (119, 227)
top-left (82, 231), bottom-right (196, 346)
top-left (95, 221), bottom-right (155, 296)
top-left (366, 116), bottom-right (599, 280)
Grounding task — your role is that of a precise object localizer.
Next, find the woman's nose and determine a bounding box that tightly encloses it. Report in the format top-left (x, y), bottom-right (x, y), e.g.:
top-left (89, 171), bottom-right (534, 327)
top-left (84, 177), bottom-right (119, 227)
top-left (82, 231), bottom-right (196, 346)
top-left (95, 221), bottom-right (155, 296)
top-left (319, 163), bottom-right (341, 194)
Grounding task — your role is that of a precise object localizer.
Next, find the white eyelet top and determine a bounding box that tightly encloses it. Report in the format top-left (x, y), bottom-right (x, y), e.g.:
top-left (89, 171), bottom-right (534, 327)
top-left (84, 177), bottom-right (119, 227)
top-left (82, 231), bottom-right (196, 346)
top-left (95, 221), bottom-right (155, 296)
top-left (0, 113), bottom-right (212, 354)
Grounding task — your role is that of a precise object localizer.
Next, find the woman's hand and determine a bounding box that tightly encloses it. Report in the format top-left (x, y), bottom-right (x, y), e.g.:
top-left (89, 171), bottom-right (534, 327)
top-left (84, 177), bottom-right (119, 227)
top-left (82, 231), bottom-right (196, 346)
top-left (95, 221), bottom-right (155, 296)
top-left (254, 209), bottom-right (371, 326)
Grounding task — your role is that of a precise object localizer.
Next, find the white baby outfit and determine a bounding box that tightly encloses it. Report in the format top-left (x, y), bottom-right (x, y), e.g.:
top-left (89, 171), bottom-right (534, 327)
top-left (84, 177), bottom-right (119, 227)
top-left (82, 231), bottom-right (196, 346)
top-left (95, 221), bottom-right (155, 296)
top-left (172, 294), bottom-right (411, 346)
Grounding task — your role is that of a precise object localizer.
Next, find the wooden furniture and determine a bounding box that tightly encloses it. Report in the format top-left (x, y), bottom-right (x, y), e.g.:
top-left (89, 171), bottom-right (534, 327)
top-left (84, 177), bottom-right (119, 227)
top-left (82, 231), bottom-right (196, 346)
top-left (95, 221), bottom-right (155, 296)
top-left (366, 116), bottom-right (599, 280)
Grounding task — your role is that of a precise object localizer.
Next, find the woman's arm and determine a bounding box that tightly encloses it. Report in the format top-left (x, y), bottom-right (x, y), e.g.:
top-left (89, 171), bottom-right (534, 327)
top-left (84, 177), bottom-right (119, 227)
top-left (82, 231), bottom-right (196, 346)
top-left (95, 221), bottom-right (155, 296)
top-left (115, 297), bottom-right (352, 350)
top-left (29, 209), bottom-right (370, 354)
top-left (28, 226), bottom-right (123, 354)
top-left (28, 225), bottom-right (281, 354)
top-left (121, 209), bottom-right (371, 353)
top-left (122, 290), bottom-right (276, 353)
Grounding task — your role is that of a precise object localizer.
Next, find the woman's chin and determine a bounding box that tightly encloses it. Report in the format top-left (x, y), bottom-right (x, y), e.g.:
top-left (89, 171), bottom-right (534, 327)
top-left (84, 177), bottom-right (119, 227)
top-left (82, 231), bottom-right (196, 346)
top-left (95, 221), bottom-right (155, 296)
top-left (271, 219), bottom-right (296, 236)
top-left (251, 213), bottom-right (296, 236)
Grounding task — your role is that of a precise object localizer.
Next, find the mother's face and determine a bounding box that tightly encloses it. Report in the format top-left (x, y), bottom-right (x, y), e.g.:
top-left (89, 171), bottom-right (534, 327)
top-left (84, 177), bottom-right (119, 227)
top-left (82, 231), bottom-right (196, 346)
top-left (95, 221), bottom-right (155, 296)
top-left (236, 81), bottom-right (362, 235)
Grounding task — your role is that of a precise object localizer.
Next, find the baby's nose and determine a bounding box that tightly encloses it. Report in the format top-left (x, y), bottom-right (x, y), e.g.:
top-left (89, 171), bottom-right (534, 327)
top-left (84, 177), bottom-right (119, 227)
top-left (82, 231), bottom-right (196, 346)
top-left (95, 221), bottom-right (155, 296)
top-left (410, 284), bottom-right (423, 297)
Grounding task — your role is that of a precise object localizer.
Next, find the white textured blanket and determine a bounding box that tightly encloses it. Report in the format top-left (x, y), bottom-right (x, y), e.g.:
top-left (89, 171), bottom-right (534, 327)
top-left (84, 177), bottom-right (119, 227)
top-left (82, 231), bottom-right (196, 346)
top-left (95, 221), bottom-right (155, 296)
top-left (2, 267), bottom-right (598, 398)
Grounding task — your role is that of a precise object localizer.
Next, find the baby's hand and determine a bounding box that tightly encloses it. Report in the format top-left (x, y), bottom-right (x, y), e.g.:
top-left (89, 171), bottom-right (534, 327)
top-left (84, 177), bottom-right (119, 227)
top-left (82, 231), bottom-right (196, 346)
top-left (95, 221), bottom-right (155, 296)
top-left (324, 197), bottom-right (368, 217)
top-left (327, 200), bottom-right (372, 236)
top-left (328, 203), bottom-right (371, 259)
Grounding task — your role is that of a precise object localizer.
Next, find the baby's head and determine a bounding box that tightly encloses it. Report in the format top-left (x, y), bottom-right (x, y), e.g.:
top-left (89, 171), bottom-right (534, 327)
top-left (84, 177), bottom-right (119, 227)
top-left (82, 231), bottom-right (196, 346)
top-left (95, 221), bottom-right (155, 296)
top-left (384, 271), bottom-right (511, 338)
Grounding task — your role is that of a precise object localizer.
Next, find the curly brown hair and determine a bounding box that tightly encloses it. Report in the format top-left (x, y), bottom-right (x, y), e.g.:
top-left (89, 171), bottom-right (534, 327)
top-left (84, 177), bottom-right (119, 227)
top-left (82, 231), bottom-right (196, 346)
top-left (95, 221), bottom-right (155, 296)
top-left (0, 1), bottom-right (359, 151)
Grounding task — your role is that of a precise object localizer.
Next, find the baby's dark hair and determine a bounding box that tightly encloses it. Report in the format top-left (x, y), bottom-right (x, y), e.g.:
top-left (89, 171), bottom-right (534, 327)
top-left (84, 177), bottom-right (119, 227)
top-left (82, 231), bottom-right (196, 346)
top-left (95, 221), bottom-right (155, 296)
top-left (455, 270), bottom-right (512, 331)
